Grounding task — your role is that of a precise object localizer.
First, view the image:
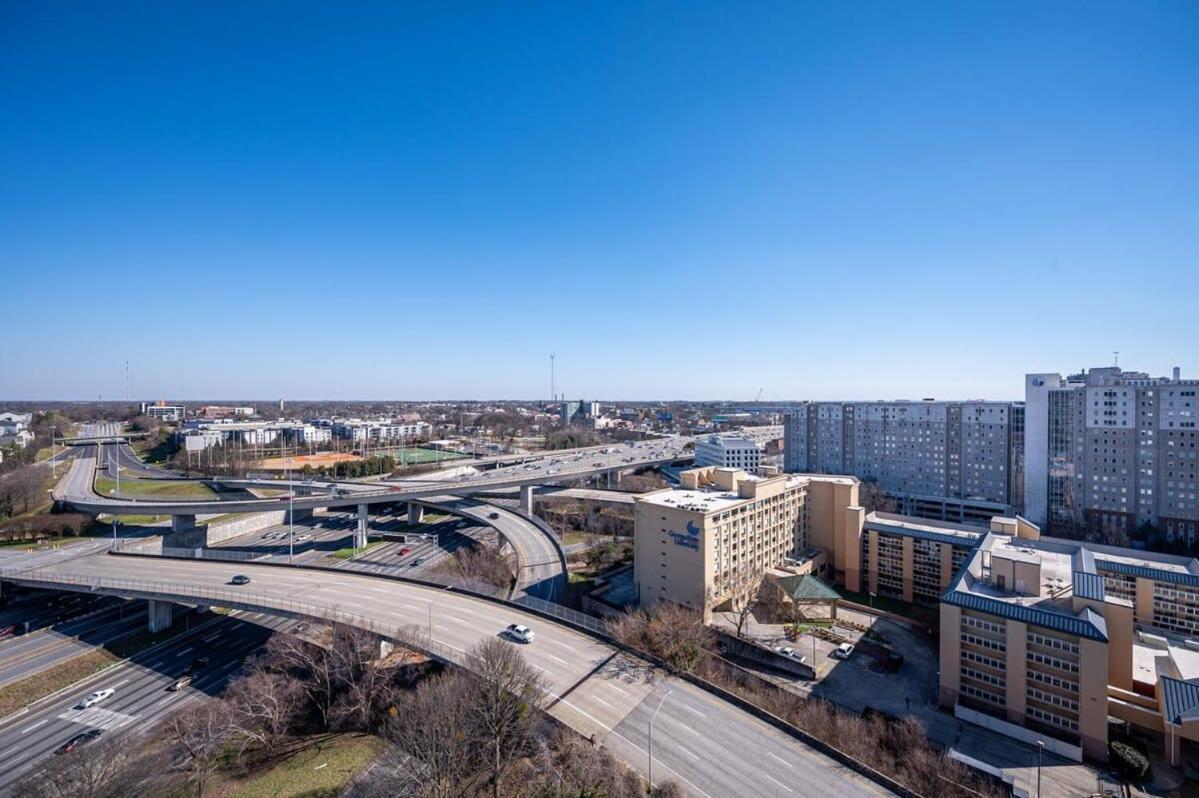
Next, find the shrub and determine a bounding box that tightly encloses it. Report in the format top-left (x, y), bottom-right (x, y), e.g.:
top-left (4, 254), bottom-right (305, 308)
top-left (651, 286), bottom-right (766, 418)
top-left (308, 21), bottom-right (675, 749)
top-left (1109, 741), bottom-right (1148, 781)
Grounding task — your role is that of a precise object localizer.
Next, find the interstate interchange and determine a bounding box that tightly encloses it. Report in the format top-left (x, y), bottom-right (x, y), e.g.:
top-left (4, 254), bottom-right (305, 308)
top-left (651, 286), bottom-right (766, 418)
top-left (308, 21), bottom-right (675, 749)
top-left (0, 434), bottom-right (894, 797)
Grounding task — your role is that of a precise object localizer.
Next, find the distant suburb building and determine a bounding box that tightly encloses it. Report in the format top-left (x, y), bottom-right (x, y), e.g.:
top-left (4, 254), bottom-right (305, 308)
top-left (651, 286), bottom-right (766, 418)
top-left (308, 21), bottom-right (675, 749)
top-left (633, 466), bottom-right (859, 615)
top-left (139, 401), bottom-right (184, 422)
top-left (694, 435), bottom-right (763, 472)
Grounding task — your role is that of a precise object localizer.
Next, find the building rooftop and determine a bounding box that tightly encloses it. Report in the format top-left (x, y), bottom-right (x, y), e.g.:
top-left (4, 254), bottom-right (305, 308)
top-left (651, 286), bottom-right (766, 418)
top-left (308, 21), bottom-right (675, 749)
top-left (865, 512), bottom-right (986, 546)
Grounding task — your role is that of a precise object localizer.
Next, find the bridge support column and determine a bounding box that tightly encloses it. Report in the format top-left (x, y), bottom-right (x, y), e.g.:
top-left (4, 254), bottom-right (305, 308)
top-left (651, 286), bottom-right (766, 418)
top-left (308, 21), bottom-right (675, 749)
top-left (148, 600), bottom-right (173, 633)
top-left (356, 504), bottom-right (368, 549)
top-left (407, 502), bottom-right (424, 525)
top-left (285, 507), bottom-right (313, 524)
top-left (519, 485), bottom-right (535, 515)
top-left (171, 514), bottom-right (196, 533)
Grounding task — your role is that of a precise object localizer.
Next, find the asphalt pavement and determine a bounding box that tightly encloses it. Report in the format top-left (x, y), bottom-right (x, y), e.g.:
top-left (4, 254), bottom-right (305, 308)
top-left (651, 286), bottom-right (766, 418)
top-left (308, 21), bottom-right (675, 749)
top-left (0, 554), bottom-right (889, 798)
top-left (0, 608), bottom-right (296, 794)
top-left (0, 601), bottom-right (148, 688)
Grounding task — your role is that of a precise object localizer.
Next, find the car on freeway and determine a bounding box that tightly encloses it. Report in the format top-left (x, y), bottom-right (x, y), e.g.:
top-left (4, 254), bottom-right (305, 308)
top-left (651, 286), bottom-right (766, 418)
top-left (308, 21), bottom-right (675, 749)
top-left (410, 557), bottom-right (427, 567)
top-left (189, 656), bottom-right (211, 671)
top-left (833, 643), bottom-right (856, 660)
top-left (398, 546), bottom-right (413, 555)
top-left (231, 575), bottom-right (251, 585)
top-left (56, 729), bottom-right (103, 754)
top-left (504, 624), bottom-right (535, 644)
top-left (80, 688), bottom-right (115, 708)
top-left (488, 511), bottom-right (500, 520)
top-left (0, 624), bottom-right (18, 639)
top-left (169, 675), bottom-right (193, 691)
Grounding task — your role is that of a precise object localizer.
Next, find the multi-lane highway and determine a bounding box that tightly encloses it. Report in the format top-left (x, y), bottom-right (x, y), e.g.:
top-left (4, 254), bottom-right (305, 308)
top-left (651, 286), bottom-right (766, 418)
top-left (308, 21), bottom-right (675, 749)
top-left (0, 600), bottom-right (148, 688)
top-left (0, 608), bottom-right (296, 793)
top-left (0, 554), bottom-right (888, 797)
top-left (53, 437), bottom-right (692, 515)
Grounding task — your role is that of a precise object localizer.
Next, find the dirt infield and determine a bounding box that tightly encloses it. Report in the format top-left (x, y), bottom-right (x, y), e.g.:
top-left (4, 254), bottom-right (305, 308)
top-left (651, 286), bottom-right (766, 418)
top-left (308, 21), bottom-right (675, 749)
top-left (258, 452), bottom-right (363, 471)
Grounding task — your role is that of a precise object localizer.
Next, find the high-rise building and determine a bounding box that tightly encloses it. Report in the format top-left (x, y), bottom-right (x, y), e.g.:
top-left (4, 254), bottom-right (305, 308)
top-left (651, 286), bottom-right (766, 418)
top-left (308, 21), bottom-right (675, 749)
top-left (784, 400), bottom-right (1024, 524)
top-left (1024, 366), bottom-right (1198, 542)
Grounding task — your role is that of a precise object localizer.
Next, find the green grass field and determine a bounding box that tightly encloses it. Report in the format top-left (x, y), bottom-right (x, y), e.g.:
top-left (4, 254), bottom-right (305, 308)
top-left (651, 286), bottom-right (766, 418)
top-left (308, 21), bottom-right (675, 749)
top-left (94, 474), bottom-right (217, 499)
top-left (367, 447), bottom-right (467, 465)
top-left (222, 734), bottom-right (384, 798)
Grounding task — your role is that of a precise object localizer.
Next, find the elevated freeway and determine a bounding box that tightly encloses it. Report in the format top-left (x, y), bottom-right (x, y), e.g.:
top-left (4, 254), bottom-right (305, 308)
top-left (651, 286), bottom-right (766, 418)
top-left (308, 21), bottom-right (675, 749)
top-left (54, 437), bottom-right (691, 516)
top-left (0, 552), bottom-right (891, 798)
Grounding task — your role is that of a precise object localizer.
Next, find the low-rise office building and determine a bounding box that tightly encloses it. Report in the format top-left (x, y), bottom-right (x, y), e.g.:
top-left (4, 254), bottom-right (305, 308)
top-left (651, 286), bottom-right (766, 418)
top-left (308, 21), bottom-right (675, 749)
top-left (633, 466), bottom-right (859, 615)
top-left (694, 435), bottom-right (763, 472)
top-left (139, 401), bottom-right (184, 422)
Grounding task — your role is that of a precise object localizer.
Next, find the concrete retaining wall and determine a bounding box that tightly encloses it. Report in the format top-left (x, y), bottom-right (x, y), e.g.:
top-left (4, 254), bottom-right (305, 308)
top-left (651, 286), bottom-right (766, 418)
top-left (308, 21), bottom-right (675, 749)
top-left (207, 511), bottom-right (286, 545)
top-left (716, 630), bottom-right (816, 679)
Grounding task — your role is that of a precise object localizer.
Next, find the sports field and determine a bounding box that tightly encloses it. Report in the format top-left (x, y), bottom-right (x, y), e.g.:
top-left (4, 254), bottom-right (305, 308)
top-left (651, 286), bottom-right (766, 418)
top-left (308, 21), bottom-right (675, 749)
top-left (257, 452), bottom-right (362, 471)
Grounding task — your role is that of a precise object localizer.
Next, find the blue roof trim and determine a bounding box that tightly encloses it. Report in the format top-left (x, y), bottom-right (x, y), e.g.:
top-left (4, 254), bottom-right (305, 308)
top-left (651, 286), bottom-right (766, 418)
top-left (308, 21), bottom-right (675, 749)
top-left (864, 521), bottom-right (983, 550)
top-left (1073, 571), bottom-right (1105, 602)
top-left (1096, 558), bottom-right (1199, 588)
top-left (1161, 676), bottom-right (1199, 725)
top-left (940, 590), bottom-right (1109, 642)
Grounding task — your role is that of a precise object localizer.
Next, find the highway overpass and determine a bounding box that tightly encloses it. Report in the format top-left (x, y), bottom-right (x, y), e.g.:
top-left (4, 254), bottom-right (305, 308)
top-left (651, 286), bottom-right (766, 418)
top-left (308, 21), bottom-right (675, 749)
top-left (0, 551), bottom-right (892, 798)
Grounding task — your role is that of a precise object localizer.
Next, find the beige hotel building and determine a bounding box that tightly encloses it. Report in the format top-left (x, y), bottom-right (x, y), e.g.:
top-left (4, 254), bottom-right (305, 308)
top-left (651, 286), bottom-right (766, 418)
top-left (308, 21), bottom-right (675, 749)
top-left (636, 465), bottom-right (1199, 766)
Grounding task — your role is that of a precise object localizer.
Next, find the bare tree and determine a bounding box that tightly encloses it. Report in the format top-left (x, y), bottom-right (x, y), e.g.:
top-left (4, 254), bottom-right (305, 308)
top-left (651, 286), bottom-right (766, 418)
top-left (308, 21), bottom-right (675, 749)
top-left (225, 670), bottom-right (305, 757)
top-left (858, 479), bottom-right (896, 514)
top-left (12, 736), bottom-right (167, 798)
top-left (725, 569), bottom-right (765, 639)
top-left (608, 603), bottom-right (715, 672)
top-left (378, 670), bottom-right (481, 798)
top-left (165, 700), bottom-right (231, 798)
top-left (465, 638), bottom-right (548, 798)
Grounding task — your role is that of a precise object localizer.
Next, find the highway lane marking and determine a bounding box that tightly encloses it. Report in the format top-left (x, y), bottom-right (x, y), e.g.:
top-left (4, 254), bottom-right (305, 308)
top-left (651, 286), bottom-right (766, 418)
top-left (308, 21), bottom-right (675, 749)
top-left (547, 654), bottom-right (569, 666)
top-left (156, 695), bottom-right (177, 706)
top-left (1, 746), bottom-right (19, 757)
top-left (764, 774), bottom-right (792, 792)
top-left (175, 647), bottom-right (194, 657)
top-left (445, 615), bottom-right (468, 625)
top-left (767, 751), bottom-right (793, 768)
top-left (20, 719), bottom-right (48, 734)
top-left (681, 704), bottom-right (706, 718)
top-left (114, 679), bottom-right (129, 687)
top-left (592, 696), bottom-right (613, 708)
top-left (202, 633), bottom-right (221, 643)
top-left (677, 744), bottom-right (700, 760)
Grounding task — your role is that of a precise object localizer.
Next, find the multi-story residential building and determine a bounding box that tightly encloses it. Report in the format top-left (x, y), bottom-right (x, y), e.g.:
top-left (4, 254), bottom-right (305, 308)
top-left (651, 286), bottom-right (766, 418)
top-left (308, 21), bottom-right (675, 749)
top-left (854, 512), bottom-right (985, 604)
top-left (195, 405), bottom-right (255, 419)
top-left (783, 400), bottom-right (1024, 524)
top-left (694, 435), bottom-right (762, 472)
top-left (331, 420), bottom-right (431, 442)
top-left (633, 466), bottom-right (859, 615)
top-left (561, 400), bottom-right (600, 424)
top-left (937, 516), bottom-right (1199, 767)
top-left (0, 412), bottom-right (33, 435)
top-left (1024, 366), bottom-right (1198, 542)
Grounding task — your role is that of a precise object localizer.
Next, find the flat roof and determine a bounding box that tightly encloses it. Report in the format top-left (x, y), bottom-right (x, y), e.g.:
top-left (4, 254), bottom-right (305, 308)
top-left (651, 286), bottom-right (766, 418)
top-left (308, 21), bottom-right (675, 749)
top-left (865, 512), bottom-right (986, 546)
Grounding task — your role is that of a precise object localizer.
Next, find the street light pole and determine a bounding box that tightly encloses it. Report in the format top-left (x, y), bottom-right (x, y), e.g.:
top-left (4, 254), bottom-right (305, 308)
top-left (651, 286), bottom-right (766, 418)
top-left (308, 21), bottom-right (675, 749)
top-left (647, 689), bottom-right (673, 789)
top-left (1036, 740), bottom-right (1043, 798)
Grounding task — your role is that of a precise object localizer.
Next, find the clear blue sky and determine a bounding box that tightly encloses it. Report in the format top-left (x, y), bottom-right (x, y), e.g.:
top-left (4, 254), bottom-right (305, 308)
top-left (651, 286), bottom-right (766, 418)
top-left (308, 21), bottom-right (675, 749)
top-left (2, 2), bottom-right (1195, 401)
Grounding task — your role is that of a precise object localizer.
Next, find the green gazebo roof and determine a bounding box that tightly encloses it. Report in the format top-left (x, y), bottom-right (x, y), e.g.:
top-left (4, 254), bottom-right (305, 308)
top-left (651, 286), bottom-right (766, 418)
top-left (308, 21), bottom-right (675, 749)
top-left (776, 574), bottom-right (840, 602)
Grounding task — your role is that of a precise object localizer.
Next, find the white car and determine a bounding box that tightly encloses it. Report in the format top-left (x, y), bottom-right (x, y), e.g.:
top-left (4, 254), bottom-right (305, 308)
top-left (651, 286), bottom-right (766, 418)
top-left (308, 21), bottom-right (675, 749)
top-left (505, 624), bottom-right (535, 644)
top-left (775, 646), bottom-right (807, 664)
top-left (833, 643), bottom-right (855, 660)
top-left (81, 688), bottom-right (114, 708)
